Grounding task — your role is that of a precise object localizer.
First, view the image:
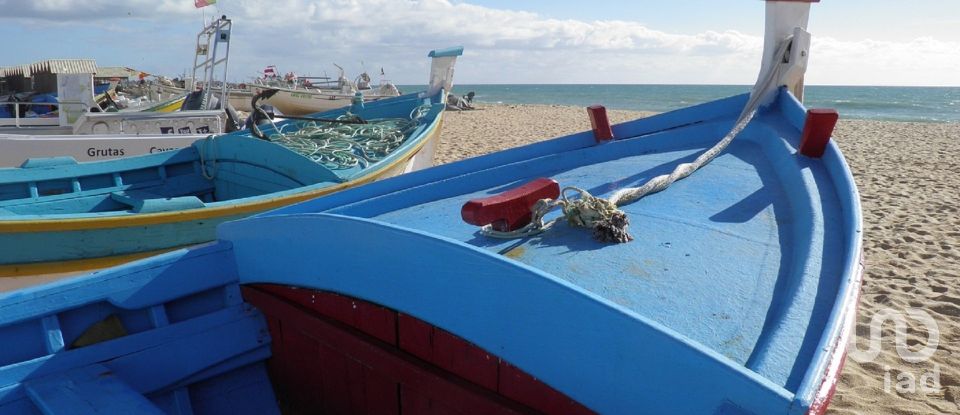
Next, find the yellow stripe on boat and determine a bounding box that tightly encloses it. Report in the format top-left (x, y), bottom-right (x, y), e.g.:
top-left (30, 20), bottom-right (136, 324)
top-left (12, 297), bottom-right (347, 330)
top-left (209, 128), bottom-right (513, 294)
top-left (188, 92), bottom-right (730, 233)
top-left (151, 97), bottom-right (187, 113)
top-left (0, 247), bottom-right (181, 278)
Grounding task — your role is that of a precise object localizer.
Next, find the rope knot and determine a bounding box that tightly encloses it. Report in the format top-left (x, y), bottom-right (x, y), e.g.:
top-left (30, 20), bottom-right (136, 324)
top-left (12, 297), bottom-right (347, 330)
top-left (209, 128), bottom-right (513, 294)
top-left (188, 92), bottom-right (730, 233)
top-left (560, 188), bottom-right (633, 243)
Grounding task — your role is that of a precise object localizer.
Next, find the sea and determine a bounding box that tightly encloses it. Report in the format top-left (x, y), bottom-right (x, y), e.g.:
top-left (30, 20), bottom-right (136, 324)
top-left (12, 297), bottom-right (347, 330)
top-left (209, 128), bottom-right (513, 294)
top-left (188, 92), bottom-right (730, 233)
top-left (399, 84), bottom-right (960, 123)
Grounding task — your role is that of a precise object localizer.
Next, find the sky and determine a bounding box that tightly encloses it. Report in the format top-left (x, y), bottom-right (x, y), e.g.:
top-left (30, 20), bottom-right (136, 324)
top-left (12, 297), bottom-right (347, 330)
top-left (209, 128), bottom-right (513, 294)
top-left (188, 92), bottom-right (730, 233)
top-left (0, 0), bottom-right (957, 86)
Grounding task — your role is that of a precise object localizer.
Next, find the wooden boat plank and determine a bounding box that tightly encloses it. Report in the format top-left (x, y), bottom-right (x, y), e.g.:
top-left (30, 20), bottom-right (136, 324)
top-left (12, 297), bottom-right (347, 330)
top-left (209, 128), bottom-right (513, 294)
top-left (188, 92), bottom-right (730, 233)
top-left (0, 244), bottom-right (235, 324)
top-left (2, 172), bottom-right (215, 215)
top-left (24, 363), bottom-right (165, 414)
top-left (0, 303), bottom-right (251, 389)
top-left (0, 148), bottom-right (201, 184)
top-left (110, 191), bottom-right (205, 213)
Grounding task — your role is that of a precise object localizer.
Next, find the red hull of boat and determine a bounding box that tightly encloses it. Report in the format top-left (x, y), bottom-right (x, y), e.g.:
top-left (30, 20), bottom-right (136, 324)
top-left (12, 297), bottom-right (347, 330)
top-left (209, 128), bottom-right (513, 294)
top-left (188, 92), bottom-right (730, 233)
top-left (243, 284), bottom-right (594, 414)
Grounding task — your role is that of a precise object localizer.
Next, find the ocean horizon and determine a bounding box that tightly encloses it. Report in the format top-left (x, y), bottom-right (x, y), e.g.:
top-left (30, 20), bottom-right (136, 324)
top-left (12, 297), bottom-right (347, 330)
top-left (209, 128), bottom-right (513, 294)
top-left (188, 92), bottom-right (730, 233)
top-left (399, 84), bottom-right (960, 123)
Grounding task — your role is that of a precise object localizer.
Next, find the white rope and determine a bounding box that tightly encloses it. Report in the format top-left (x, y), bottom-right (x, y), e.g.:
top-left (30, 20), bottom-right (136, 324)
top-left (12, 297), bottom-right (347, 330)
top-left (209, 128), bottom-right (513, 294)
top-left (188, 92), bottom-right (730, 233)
top-left (481, 35), bottom-right (795, 242)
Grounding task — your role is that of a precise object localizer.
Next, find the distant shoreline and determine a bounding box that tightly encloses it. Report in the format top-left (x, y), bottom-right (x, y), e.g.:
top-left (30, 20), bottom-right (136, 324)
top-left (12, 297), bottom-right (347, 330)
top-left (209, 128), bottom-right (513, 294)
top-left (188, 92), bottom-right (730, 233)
top-left (402, 84), bottom-right (960, 123)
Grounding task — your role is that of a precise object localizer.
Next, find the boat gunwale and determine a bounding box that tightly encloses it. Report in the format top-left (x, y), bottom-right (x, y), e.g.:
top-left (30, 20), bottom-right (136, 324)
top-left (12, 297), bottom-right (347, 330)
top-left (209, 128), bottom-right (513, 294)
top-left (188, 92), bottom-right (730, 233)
top-left (779, 90), bottom-right (865, 410)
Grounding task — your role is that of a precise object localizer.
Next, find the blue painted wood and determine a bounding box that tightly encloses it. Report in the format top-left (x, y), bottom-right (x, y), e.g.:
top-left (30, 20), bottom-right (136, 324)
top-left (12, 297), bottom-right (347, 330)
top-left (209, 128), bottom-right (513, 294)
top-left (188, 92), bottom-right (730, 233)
top-left (39, 316), bottom-right (64, 354)
top-left (0, 87), bottom-right (861, 414)
top-left (0, 84), bottom-right (447, 269)
top-left (0, 241), bottom-right (279, 414)
top-left (19, 157), bottom-right (78, 169)
top-left (0, 244), bottom-right (236, 320)
top-left (0, 304), bottom-right (249, 389)
top-left (111, 190), bottom-right (206, 213)
top-left (222, 213), bottom-right (796, 414)
top-left (428, 46), bottom-right (464, 58)
top-left (24, 364), bottom-right (165, 415)
top-left (6, 217), bottom-right (245, 264)
top-left (225, 87), bottom-right (861, 414)
top-left (265, 94), bottom-right (749, 219)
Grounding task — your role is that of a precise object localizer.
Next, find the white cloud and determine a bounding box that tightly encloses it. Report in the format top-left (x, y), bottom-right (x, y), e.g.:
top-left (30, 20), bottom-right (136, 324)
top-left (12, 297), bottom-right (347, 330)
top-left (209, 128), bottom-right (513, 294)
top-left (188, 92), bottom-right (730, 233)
top-left (1, 0), bottom-right (956, 86)
top-left (0, 0), bottom-right (195, 20)
top-left (808, 36), bottom-right (960, 86)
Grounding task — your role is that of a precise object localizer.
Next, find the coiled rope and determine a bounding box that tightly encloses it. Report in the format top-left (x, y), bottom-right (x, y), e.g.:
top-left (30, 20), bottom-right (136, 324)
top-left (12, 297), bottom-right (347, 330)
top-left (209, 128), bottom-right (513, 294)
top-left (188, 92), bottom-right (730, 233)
top-left (482, 36), bottom-right (795, 243)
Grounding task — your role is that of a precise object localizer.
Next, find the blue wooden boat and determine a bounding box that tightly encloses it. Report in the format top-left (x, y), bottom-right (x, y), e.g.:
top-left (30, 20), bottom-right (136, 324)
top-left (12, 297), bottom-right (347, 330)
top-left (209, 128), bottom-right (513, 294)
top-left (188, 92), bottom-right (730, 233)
top-left (0, 3), bottom-right (861, 414)
top-left (0, 47), bottom-right (463, 277)
top-left (0, 92), bottom-right (861, 414)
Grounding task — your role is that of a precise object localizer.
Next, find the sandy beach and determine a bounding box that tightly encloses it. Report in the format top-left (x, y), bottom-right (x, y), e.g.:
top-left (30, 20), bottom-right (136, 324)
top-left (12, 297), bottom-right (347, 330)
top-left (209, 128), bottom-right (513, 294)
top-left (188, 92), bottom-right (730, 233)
top-left (439, 104), bottom-right (960, 414)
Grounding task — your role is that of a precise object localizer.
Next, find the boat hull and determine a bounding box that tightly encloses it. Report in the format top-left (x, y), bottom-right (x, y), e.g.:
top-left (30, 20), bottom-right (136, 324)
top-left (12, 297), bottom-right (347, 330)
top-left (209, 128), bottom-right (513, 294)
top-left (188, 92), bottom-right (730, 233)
top-left (0, 119), bottom-right (442, 277)
top-left (223, 90), bottom-right (863, 414)
top-left (227, 91), bottom-right (254, 112)
top-left (250, 86), bottom-right (397, 116)
top-left (243, 284), bottom-right (594, 414)
top-left (0, 88), bottom-right (860, 414)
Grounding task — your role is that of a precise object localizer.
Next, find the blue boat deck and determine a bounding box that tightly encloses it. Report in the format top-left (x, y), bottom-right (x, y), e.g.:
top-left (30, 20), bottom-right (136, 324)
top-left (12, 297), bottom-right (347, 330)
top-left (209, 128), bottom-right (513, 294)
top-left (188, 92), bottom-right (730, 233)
top-left (0, 90), bottom-right (860, 414)
top-left (238, 90), bottom-right (862, 413)
top-left (322, 114), bottom-right (843, 391)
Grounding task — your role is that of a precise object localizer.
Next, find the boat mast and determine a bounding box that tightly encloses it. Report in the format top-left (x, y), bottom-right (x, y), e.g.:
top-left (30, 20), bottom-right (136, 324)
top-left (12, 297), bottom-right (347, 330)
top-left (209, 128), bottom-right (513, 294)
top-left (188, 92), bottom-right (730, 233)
top-left (191, 15), bottom-right (232, 110)
top-left (755, 0), bottom-right (816, 102)
top-left (423, 47), bottom-right (465, 100)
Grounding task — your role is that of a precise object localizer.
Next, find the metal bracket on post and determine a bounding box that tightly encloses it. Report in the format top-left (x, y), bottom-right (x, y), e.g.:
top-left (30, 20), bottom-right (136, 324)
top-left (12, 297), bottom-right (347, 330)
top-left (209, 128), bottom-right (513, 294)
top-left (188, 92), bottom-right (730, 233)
top-left (754, 1), bottom-right (815, 104)
top-left (781, 27), bottom-right (811, 101)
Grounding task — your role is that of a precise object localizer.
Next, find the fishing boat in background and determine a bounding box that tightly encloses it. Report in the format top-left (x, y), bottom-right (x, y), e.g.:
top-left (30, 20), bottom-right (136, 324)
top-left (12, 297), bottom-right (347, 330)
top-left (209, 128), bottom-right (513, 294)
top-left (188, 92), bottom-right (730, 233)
top-left (0, 18), bottom-right (248, 166)
top-left (0, 77), bottom-right (214, 167)
top-left (227, 64), bottom-right (401, 113)
top-left (0, 1), bottom-right (860, 414)
top-left (0, 46), bottom-right (462, 277)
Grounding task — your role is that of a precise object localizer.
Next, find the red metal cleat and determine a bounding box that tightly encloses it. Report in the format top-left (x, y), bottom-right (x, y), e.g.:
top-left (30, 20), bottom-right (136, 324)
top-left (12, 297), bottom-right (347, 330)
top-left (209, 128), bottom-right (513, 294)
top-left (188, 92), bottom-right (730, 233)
top-left (461, 178), bottom-right (561, 232)
top-left (587, 105), bottom-right (614, 143)
top-left (799, 108), bottom-right (839, 158)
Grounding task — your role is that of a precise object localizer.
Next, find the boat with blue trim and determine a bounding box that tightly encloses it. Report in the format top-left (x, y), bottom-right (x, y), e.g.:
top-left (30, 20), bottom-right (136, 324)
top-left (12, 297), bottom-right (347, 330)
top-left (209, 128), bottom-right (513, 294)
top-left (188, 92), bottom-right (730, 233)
top-left (0, 1), bottom-right (860, 413)
top-left (0, 47), bottom-right (463, 277)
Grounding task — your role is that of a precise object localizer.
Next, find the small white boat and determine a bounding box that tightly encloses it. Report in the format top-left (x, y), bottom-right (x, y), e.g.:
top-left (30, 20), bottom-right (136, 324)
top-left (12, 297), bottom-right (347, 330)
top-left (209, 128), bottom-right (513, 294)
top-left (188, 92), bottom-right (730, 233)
top-left (0, 132), bottom-right (200, 167)
top-left (0, 18), bottom-right (238, 167)
top-left (243, 83), bottom-right (400, 116)
top-left (227, 65), bottom-right (401, 114)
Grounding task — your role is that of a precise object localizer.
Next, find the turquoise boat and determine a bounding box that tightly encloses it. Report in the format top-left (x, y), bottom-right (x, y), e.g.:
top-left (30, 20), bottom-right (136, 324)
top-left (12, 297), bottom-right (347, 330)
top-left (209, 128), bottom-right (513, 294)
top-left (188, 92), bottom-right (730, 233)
top-left (0, 2), bottom-right (861, 413)
top-left (0, 47), bottom-right (463, 277)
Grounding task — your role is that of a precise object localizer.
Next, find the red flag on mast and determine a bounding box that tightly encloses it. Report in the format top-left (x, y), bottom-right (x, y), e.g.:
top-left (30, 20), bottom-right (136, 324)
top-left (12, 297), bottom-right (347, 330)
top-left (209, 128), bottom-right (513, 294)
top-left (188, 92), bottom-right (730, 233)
top-left (195, 0), bottom-right (217, 8)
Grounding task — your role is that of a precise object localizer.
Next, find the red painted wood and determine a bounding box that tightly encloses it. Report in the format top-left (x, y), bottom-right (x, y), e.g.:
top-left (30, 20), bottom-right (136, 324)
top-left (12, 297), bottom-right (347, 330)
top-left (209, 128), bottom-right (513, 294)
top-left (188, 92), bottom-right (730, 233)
top-left (587, 105), bottom-right (614, 142)
top-left (500, 362), bottom-right (595, 415)
top-left (281, 327), bottom-right (324, 411)
top-left (261, 315), bottom-right (285, 398)
top-left (318, 342), bottom-right (354, 414)
top-left (461, 178), bottom-right (560, 232)
top-left (398, 313), bottom-right (500, 391)
top-left (799, 108), bottom-right (839, 158)
top-left (362, 362), bottom-right (401, 415)
top-left (242, 285), bottom-right (537, 414)
top-left (254, 284), bottom-right (397, 345)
